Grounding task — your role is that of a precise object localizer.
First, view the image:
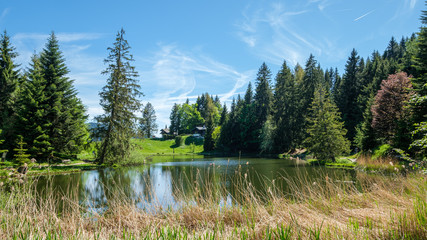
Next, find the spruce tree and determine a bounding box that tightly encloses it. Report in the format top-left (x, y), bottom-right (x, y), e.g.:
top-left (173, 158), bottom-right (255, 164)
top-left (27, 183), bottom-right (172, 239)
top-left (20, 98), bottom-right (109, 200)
top-left (139, 102), bottom-right (158, 138)
top-left (219, 104), bottom-right (228, 126)
top-left (304, 87), bottom-right (350, 162)
top-left (0, 31), bottom-right (20, 151)
top-left (16, 54), bottom-right (53, 159)
top-left (39, 32), bottom-right (88, 155)
top-left (336, 49), bottom-right (362, 142)
top-left (13, 136), bottom-right (31, 166)
top-left (203, 94), bottom-right (216, 151)
top-left (96, 29), bottom-right (142, 165)
top-left (253, 63), bottom-right (273, 150)
top-left (240, 82), bottom-right (256, 151)
top-left (169, 103), bottom-right (181, 135)
top-left (411, 5), bottom-right (427, 125)
top-left (272, 60), bottom-right (299, 152)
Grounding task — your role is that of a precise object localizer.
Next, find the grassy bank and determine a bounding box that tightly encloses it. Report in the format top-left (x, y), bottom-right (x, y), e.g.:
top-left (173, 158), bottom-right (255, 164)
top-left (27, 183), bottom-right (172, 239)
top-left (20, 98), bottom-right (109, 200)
top-left (0, 169), bottom-right (425, 239)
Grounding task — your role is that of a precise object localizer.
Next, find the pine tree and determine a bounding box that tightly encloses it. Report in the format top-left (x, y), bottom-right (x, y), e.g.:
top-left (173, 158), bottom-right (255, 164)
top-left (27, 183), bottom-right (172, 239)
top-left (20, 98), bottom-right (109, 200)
top-left (336, 49), bottom-right (362, 142)
top-left (16, 54), bottom-right (53, 159)
top-left (219, 104), bottom-right (228, 126)
top-left (96, 29), bottom-right (142, 165)
top-left (240, 82), bottom-right (256, 151)
top-left (300, 55), bottom-right (325, 143)
top-left (203, 95), bottom-right (216, 151)
top-left (13, 136), bottom-right (31, 166)
top-left (272, 60), bottom-right (299, 152)
top-left (170, 103), bottom-right (181, 135)
top-left (39, 32), bottom-right (88, 155)
top-left (304, 87), bottom-right (350, 162)
top-left (139, 102), bottom-right (158, 138)
top-left (253, 63), bottom-right (273, 150)
top-left (411, 5), bottom-right (427, 125)
top-left (0, 31), bottom-right (20, 151)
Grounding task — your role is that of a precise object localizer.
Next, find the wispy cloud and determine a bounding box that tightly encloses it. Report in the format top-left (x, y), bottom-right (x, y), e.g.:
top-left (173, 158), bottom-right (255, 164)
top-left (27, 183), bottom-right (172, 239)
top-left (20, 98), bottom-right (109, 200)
top-left (236, 2), bottom-right (326, 66)
top-left (354, 10), bottom-right (374, 22)
top-left (137, 44), bottom-right (253, 128)
top-left (0, 8), bottom-right (9, 23)
top-left (405, 0), bottom-right (417, 10)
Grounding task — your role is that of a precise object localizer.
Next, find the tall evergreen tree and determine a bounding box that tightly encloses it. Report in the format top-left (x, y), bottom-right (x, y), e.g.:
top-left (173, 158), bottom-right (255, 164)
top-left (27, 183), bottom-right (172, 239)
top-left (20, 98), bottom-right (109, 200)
top-left (203, 94), bottom-right (216, 151)
top-left (253, 63), bottom-right (273, 150)
top-left (39, 32), bottom-right (88, 155)
top-left (300, 55), bottom-right (325, 143)
top-left (169, 103), bottom-right (181, 135)
top-left (139, 102), bottom-right (158, 138)
top-left (272, 60), bottom-right (299, 152)
top-left (336, 49), bottom-right (362, 142)
top-left (16, 54), bottom-right (53, 159)
top-left (411, 5), bottom-right (427, 125)
top-left (304, 87), bottom-right (350, 162)
top-left (219, 103), bottom-right (228, 126)
top-left (96, 29), bottom-right (142, 165)
top-left (0, 31), bottom-right (20, 150)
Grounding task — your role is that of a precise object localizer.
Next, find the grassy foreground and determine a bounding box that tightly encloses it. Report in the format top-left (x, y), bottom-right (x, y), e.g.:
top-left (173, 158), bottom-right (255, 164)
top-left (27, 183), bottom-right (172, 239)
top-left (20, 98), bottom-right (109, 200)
top-left (0, 170), bottom-right (426, 239)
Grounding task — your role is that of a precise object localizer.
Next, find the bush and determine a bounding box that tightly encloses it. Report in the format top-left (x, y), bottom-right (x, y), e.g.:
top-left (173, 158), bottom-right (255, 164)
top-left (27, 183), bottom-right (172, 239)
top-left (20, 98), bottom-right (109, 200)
top-left (175, 136), bottom-right (184, 146)
top-left (373, 144), bottom-right (393, 159)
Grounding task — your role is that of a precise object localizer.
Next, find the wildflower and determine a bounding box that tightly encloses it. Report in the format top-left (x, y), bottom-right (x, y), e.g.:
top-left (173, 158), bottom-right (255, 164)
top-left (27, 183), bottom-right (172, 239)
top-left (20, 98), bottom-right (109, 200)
top-left (389, 162), bottom-right (394, 166)
top-left (244, 173), bottom-right (247, 179)
top-left (246, 162), bottom-right (249, 165)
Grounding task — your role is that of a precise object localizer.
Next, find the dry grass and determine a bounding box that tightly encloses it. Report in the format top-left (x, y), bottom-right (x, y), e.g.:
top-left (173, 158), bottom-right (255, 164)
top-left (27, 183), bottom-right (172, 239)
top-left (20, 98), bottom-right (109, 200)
top-left (0, 169), bottom-right (426, 239)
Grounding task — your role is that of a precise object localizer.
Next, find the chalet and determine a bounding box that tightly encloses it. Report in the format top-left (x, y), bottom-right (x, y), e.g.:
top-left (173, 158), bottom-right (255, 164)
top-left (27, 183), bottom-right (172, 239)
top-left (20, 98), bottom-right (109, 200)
top-left (160, 127), bottom-right (170, 139)
top-left (192, 126), bottom-right (207, 136)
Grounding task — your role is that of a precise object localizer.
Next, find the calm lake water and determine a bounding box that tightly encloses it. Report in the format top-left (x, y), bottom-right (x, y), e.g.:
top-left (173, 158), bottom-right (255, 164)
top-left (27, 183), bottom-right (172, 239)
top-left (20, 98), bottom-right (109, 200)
top-left (34, 156), bottom-right (357, 212)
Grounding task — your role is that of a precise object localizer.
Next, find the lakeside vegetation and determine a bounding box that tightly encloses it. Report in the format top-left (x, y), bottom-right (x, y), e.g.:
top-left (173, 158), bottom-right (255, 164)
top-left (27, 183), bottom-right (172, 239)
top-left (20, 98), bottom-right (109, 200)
top-left (0, 169), bottom-right (425, 239)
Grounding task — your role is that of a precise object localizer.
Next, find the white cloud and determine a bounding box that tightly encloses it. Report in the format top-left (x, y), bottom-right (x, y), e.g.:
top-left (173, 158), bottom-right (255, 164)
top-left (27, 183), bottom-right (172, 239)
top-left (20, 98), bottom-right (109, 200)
top-left (236, 2), bottom-right (329, 67)
top-left (138, 44), bottom-right (253, 129)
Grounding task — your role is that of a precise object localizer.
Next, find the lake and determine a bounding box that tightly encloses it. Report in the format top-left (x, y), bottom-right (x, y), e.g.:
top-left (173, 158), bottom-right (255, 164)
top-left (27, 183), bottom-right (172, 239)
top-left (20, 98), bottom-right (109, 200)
top-left (34, 156), bottom-right (357, 213)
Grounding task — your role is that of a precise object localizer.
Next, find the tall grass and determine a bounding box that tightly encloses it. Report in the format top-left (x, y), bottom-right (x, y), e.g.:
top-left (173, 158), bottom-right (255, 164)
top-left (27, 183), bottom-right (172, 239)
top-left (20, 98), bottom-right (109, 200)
top-left (0, 168), bottom-right (426, 239)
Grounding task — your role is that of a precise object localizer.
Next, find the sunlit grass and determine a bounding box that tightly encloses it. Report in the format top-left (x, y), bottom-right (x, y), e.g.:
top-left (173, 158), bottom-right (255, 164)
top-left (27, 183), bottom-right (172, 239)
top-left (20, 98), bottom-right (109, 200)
top-left (0, 166), bottom-right (425, 239)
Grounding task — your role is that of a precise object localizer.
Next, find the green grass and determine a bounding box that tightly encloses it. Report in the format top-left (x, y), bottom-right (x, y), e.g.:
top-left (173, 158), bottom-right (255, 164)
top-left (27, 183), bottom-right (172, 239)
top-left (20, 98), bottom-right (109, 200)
top-left (131, 136), bottom-right (204, 156)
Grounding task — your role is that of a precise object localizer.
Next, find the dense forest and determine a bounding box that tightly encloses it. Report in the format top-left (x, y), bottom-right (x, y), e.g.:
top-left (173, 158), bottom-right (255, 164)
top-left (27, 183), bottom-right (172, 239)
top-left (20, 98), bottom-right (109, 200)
top-left (1, 9), bottom-right (426, 166)
top-left (169, 22), bottom-right (426, 162)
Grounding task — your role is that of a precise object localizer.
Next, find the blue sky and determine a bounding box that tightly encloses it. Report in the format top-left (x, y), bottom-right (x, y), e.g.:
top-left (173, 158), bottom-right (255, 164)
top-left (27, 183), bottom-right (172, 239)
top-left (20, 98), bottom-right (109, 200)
top-left (0, 0), bottom-right (423, 130)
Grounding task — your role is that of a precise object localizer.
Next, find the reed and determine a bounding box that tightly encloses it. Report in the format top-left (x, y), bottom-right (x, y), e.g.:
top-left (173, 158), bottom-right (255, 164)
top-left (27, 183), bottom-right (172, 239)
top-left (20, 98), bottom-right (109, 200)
top-left (0, 167), bottom-right (425, 239)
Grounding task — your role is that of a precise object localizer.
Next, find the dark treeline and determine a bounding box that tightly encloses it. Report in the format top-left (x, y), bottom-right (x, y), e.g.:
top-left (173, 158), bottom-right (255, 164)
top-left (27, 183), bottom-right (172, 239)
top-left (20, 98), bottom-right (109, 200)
top-left (169, 14), bottom-right (426, 161)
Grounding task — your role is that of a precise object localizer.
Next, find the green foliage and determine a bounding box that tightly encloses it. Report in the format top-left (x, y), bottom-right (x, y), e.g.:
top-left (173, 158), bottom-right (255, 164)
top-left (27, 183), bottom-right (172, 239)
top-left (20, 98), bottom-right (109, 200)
top-left (39, 32), bottom-right (88, 155)
top-left (304, 87), bottom-right (350, 162)
top-left (0, 31), bottom-right (20, 151)
top-left (272, 60), bottom-right (301, 152)
top-left (0, 129), bottom-right (7, 157)
top-left (372, 144), bottom-right (392, 159)
top-left (13, 136), bottom-right (30, 165)
top-left (203, 94), bottom-right (216, 151)
top-left (260, 116), bottom-right (276, 153)
top-left (409, 121), bottom-right (427, 160)
top-left (175, 136), bottom-right (184, 146)
top-left (139, 102), bottom-right (158, 138)
top-left (253, 63), bottom-right (273, 150)
top-left (96, 29), bottom-right (142, 165)
top-left (335, 49), bottom-right (363, 142)
top-left (15, 55), bottom-right (53, 160)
